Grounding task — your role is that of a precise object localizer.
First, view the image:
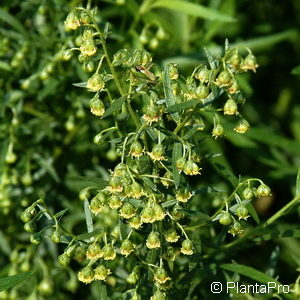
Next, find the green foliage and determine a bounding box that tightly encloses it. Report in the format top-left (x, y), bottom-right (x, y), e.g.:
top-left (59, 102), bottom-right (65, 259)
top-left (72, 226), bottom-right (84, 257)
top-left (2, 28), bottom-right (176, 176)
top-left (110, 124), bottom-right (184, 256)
top-left (0, 272), bottom-right (34, 292)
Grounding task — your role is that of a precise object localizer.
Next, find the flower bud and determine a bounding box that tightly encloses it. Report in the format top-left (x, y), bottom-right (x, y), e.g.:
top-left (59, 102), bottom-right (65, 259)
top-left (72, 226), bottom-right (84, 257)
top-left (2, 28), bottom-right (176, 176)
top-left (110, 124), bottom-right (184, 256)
top-left (24, 221), bottom-right (36, 233)
top-left (156, 27), bottom-right (167, 40)
top-left (113, 163), bottom-right (127, 177)
top-left (151, 290), bottom-right (167, 300)
top-left (148, 144), bottom-right (166, 162)
top-left (146, 232), bottom-right (161, 249)
top-left (38, 278), bottom-right (53, 296)
top-left (149, 37), bottom-right (159, 50)
top-left (257, 184), bottom-right (271, 197)
top-left (223, 99), bottom-right (238, 115)
top-left (131, 181), bottom-right (145, 198)
top-left (234, 119), bottom-right (250, 134)
top-left (183, 160), bottom-right (201, 176)
top-left (168, 64), bottom-right (179, 80)
top-left (128, 215), bottom-right (143, 229)
top-left (228, 221), bottom-right (244, 236)
top-left (175, 189), bottom-right (192, 203)
top-left (153, 203), bottom-right (166, 221)
top-left (86, 243), bottom-right (102, 260)
top-left (143, 105), bottom-right (161, 125)
top-left (108, 195), bottom-right (122, 209)
top-left (78, 266), bottom-right (95, 284)
top-left (62, 49), bottom-right (73, 61)
top-left (102, 244), bottom-right (116, 260)
top-left (80, 11), bottom-right (91, 24)
top-left (87, 73), bottom-right (105, 92)
top-left (30, 233), bottom-right (41, 245)
top-left (119, 203), bottom-right (136, 219)
top-left (94, 265), bottom-right (111, 281)
top-left (219, 211), bottom-right (232, 226)
top-left (165, 228), bottom-right (179, 243)
top-left (112, 49), bottom-right (129, 66)
top-left (227, 51), bottom-right (242, 70)
top-left (163, 246), bottom-right (177, 261)
top-left (175, 157), bottom-right (186, 172)
top-left (196, 84), bottom-right (209, 99)
top-left (172, 205), bottom-right (185, 220)
top-left (181, 239), bottom-right (193, 255)
top-left (74, 245), bottom-right (87, 263)
top-left (140, 51), bottom-right (152, 66)
top-left (80, 38), bottom-right (97, 57)
top-left (154, 268), bottom-right (171, 284)
top-left (215, 70), bottom-right (232, 87)
top-left (90, 192), bottom-right (107, 214)
top-left (195, 67), bottom-right (210, 83)
top-left (90, 94), bottom-right (105, 116)
top-left (58, 253), bottom-right (71, 267)
top-left (241, 53), bottom-right (258, 72)
top-left (127, 266), bottom-right (140, 284)
top-left (64, 11), bottom-right (80, 31)
top-left (120, 239), bottom-right (135, 256)
top-left (161, 171), bottom-right (173, 188)
top-left (129, 141), bottom-right (144, 158)
top-left (84, 61), bottom-right (95, 73)
top-left (66, 245), bottom-right (77, 257)
top-left (139, 32), bottom-right (149, 45)
top-left (51, 230), bottom-right (61, 243)
top-left (20, 206), bottom-right (36, 223)
top-left (5, 151), bottom-right (17, 164)
top-left (108, 176), bottom-right (123, 193)
top-left (243, 187), bottom-right (253, 200)
top-left (212, 123), bottom-right (224, 139)
top-left (140, 206), bottom-right (155, 223)
top-left (21, 172), bottom-right (32, 186)
top-left (235, 205), bottom-right (249, 220)
top-left (228, 80), bottom-right (239, 94)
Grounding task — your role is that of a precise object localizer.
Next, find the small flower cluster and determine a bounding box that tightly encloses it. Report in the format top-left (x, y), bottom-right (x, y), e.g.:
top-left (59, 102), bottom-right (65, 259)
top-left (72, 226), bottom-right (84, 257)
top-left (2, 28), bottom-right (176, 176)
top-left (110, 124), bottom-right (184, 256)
top-left (216, 181), bottom-right (271, 236)
top-left (41, 6), bottom-right (266, 298)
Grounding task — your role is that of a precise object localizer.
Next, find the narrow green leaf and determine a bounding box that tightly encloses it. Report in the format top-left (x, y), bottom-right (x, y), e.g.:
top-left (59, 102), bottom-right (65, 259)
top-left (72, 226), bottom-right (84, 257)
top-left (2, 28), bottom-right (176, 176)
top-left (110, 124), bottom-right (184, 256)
top-left (84, 199), bottom-right (93, 236)
top-left (54, 208), bottom-right (68, 220)
top-left (252, 228), bottom-right (300, 242)
top-left (78, 176), bottom-right (108, 189)
top-left (163, 64), bottom-right (180, 122)
top-left (162, 200), bottom-right (177, 208)
top-left (0, 272), bottom-right (34, 292)
top-left (0, 8), bottom-right (27, 36)
top-left (166, 88), bottom-right (223, 113)
top-left (72, 82), bottom-right (87, 88)
top-left (246, 202), bottom-right (260, 224)
top-left (102, 96), bottom-right (126, 118)
top-left (166, 99), bottom-right (198, 113)
top-left (76, 228), bottom-right (103, 240)
top-left (247, 127), bottom-right (300, 156)
top-left (98, 283), bottom-right (108, 300)
top-left (141, 176), bottom-right (157, 191)
top-left (296, 167), bottom-right (300, 196)
top-left (221, 263), bottom-right (279, 284)
top-left (232, 29), bottom-right (298, 52)
top-left (204, 47), bottom-right (219, 70)
top-left (151, 0), bottom-right (235, 22)
top-left (172, 142), bottom-right (182, 189)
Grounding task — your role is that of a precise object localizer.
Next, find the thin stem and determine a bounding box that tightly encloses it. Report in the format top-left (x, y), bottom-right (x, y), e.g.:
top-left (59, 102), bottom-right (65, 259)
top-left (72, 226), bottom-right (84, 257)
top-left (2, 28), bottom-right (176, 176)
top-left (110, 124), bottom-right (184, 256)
top-left (224, 195), bottom-right (300, 250)
top-left (173, 105), bottom-right (198, 135)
